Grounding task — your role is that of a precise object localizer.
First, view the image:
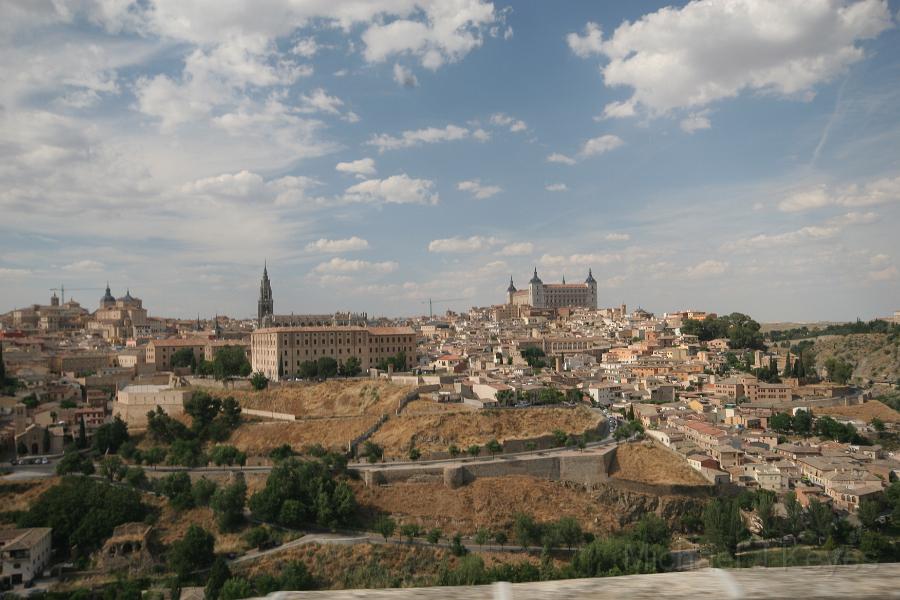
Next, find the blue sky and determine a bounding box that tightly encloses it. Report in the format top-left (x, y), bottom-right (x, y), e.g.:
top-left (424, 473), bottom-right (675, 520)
top-left (1, 0), bottom-right (899, 322)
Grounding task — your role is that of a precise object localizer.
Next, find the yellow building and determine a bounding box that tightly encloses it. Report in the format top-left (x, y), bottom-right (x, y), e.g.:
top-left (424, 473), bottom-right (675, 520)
top-left (251, 326), bottom-right (417, 381)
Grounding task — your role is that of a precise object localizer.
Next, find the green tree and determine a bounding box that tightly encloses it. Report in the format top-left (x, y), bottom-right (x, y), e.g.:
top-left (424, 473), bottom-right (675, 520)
top-left (407, 445), bottom-right (421, 461)
top-left (448, 444), bottom-right (461, 458)
top-left (474, 528), bottom-right (490, 548)
top-left (494, 531), bottom-right (508, 549)
top-left (857, 498), bottom-right (882, 531)
top-left (784, 492), bottom-right (804, 537)
top-left (219, 577), bottom-right (252, 600)
top-left (513, 513), bottom-right (541, 550)
top-left (171, 347), bottom-right (198, 371)
top-left (702, 498), bottom-right (747, 557)
top-left (374, 515), bottom-right (396, 540)
top-left (466, 444), bottom-right (481, 457)
top-left (93, 416), bottom-right (130, 453)
top-left (362, 440), bottom-right (383, 463)
top-left (158, 472), bottom-right (195, 510)
top-left (339, 356), bottom-right (362, 377)
top-left (205, 557), bottom-right (231, 600)
top-left (250, 372), bottom-right (269, 390)
top-left (143, 446), bottom-right (166, 467)
top-left (317, 356), bottom-right (338, 379)
top-left (426, 528), bottom-right (442, 544)
top-left (192, 478), bottom-right (219, 506)
top-left (244, 527), bottom-right (272, 549)
top-left (210, 346), bottom-right (251, 380)
top-left (400, 523), bottom-right (421, 543)
top-left (210, 444), bottom-right (247, 466)
top-left (56, 448), bottom-right (95, 476)
top-left (211, 476), bottom-right (247, 532)
top-left (805, 498), bottom-right (834, 544)
top-left (485, 439), bottom-right (502, 457)
top-left (555, 516), bottom-right (584, 550)
top-left (100, 455), bottom-right (126, 481)
top-left (77, 416), bottom-right (87, 449)
top-left (169, 524), bottom-right (215, 582)
top-left (298, 360), bottom-right (318, 379)
top-left (124, 466), bottom-right (147, 488)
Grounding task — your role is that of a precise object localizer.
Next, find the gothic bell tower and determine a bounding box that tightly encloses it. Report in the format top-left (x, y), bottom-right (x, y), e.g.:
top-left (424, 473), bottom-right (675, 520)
top-left (258, 262), bottom-right (274, 327)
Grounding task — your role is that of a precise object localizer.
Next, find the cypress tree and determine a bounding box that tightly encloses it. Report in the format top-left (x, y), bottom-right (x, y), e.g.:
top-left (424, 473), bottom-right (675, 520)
top-left (782, 354), bottom-right (793, 378)
top-left (78, 416), bottom-right (87, 449)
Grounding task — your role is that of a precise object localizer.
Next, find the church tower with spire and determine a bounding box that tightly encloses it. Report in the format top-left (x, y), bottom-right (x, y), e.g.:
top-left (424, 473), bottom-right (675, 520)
top-left (258, 262), bottom-right (274, 328)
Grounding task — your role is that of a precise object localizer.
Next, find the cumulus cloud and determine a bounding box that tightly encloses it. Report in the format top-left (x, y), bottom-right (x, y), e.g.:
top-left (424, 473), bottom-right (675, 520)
top-left (680, 113), bottom-right (711, 134)
top-left (457, 179), bottom-right (502, 199)
top-left (566, 22), bottom-right (604, 58)
top-left (313, 257), bottom-right (397, 274)
top-left (580, 134), bottom-right (624, 157)
top-left (181, 170), bottom-right (266, 197)
top-left (685, 260), bottom-right (728, 278)
top-left (545, 183), bottom-right (568, 192)
top-left (778, 176), bottom-right (900, 212)
top-left (499, 242), bottom-right (534, 256)
top-left (428, 236), bottom-right (500, 253)
top-left (547, 153), bottom-right (577, 165)
top-left (343, 174), bottom-right (439, 205)
top-left (62, 259), bottom-right (105, 272)
top-left (335, 158), bottom-right (377, 177)
top-left (305, 237), bottom-right (370, 253)
top-left (539, 253), bottom-right (622, 267)
top-left (489, 112), bottom-right (527, 132)
top-left (724, 225), bottom-right (840, 251)
top-left (292, 37), bottom-right (319, 58)
top-left (393, 63), bottom-right (419, 87)
top-left (367, 124), bottom-right (481, 151)
top-left (574, 0), bottom-right (893, 118)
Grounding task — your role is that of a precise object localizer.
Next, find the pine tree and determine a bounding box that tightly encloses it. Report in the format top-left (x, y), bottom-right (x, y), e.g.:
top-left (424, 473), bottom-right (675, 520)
top-left (782, 354), bottom-right (793, 378)
top-left (78, 416), bottom-right (87, 449)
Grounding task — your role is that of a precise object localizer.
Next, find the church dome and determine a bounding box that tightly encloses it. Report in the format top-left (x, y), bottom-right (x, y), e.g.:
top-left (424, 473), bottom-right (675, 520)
top-left (100, 283), bottom-right (115, 305)
top-left (529, 268), bottom-right (542, 285)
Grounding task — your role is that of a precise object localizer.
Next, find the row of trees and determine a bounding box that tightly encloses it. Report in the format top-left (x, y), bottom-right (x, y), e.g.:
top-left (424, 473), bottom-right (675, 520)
top-left (768, 410), bottom-right (868, 445)
top-left (681, 313), bottom-right (766, 350)
top-left (768, 318), bottom-right (900, 342)
top-left (295, 356), bottom-right (362, 380)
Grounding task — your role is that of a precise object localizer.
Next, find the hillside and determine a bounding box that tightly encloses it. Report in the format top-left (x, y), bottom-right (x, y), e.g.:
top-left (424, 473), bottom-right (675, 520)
top-left (370, 406), bottom-right (603, 458)
top-left (210, 380), bottom-right (412, 418)
top-left (353, 475), bottom-right (620, 535)
top-left (608, 442), bottom-right (709, 486)
top-left (228, 416), bottom-right (381, 455)
top-left (812, 334), bottom-right (900, 383)
top-left (817, 400), bottom-right (900, 424)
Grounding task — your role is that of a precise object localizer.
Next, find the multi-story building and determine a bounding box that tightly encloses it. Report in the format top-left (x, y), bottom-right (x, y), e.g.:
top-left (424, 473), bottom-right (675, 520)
top-left (506, 269), bottom-right (597, 309)
top-left (251, 326), bottom-right (417, 381)
top-left (145, 338), bottom-right (207, 371)
top-left (0, 528), bottom-right (52, 586)
top-left (87, 285), bottom-right (150, 342)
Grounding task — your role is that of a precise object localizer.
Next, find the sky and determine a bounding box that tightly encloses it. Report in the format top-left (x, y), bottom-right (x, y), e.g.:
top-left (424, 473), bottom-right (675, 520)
top-left (1, 0), bottom-right (900, 322)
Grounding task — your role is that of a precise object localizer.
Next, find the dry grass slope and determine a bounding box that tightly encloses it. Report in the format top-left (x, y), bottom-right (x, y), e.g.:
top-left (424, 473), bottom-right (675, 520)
top-left (371, 406), bottom-right (602, 457)
top-left (212, 380), bottom-right (412, 418)
top-left (609, 442), bottom-right (709, 486)
top-left (813, 333), bottom-right (900, 383)
top-left (353, 475), bottom-right (620, 536)
top-left (228, 416), bottom-right (381, 455)
top-left (817, 400), bottom-right (900, 424)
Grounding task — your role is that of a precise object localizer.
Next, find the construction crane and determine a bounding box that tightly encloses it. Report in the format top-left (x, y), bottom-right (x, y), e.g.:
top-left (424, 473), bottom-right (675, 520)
top-left (49, 285), bottom-right (105, 304)
top-left (420, 297), bottom-right (469, 319)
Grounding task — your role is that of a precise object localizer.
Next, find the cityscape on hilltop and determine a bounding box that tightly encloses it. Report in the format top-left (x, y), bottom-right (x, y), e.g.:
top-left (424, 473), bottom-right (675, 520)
top-left (2, 1), bottom-right (900, 598)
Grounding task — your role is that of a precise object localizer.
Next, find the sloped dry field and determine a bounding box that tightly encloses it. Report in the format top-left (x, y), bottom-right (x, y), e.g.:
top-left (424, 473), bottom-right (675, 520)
top-left (399, 399), bottom-right (476, 415)
top-left (817, 400), bottom-right (900, 424)
top-left (212, 380), bottom-right (412, 418)
top-left (609, 442), bottom-right (709, 486)
top-left (813, 333), bottom-right (900, 383)
top-left (353, 475), bottom-right (619, 536)
top-left (371, 406), bottom-right (602, 458)
top-left (227, 416), bottom-right (381, 455)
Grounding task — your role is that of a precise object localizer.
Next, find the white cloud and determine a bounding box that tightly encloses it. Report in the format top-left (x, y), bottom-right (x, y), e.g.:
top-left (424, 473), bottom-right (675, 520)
top-left (305, 237), bottom-right (370, 253)
top-left (580, 134), bottom-right (624, 157)
top-left (292, 37), bottom-right (319, 58)
top-left (589, 0), bottom-right (893, 117)
top-left (457, 179), bottom-right (502, 199)
top-left (0, 268), bottom-right (32, 279)
top-left (539, 253), bottom-right (622, 267)
top-left (545, 183), bottom-right (568, 192)
top-left (778, 176), bottom-right (900, 212)
top-left (428, 236), bottom-right (500, 253)
top-left (393, 63), bottom-right (419, 87)
top-left (499, 242), bottom-right (534, 256)
top-left (335, 158), bottom-right (377, 177)
top-left (367, 124), bottom-right (477, 151)
top-left (604, 233), bottom-right (630, 241)
top-left (680, 113), bottom-right (711, 133)
top-left (297, 88), bottom-right (356, 121)
top-left (567, 22), bottom-right (604, 58)
top-left (489, 112), bottom-right (527, 132)
top-left (869, 266), bottom-right (898, 281)
top-left (62, 259), bottom-right (104, 272)
top-left (181, 170), bottom-right (266, 197)
top-left (725, 225), bottom-right (840, 251)
top-left (599, 100), bottom-right (636, 120)
top-left (313, 257), bottom-right (397, 274)
top-left (827, 211), bottom-right (877, 226)
top-left (547, 153), bottom-right (577, 165)
top-left (360, 0), bottom-right (502, 70)
top-left (685, 260), bottom-right (728, 279)
top-left (344, 174), bottom-right (439, 205)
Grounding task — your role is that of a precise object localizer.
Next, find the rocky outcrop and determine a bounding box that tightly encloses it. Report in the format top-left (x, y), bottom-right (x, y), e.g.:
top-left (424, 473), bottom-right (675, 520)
top-left (590, 480), bottom-right (713, 528)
